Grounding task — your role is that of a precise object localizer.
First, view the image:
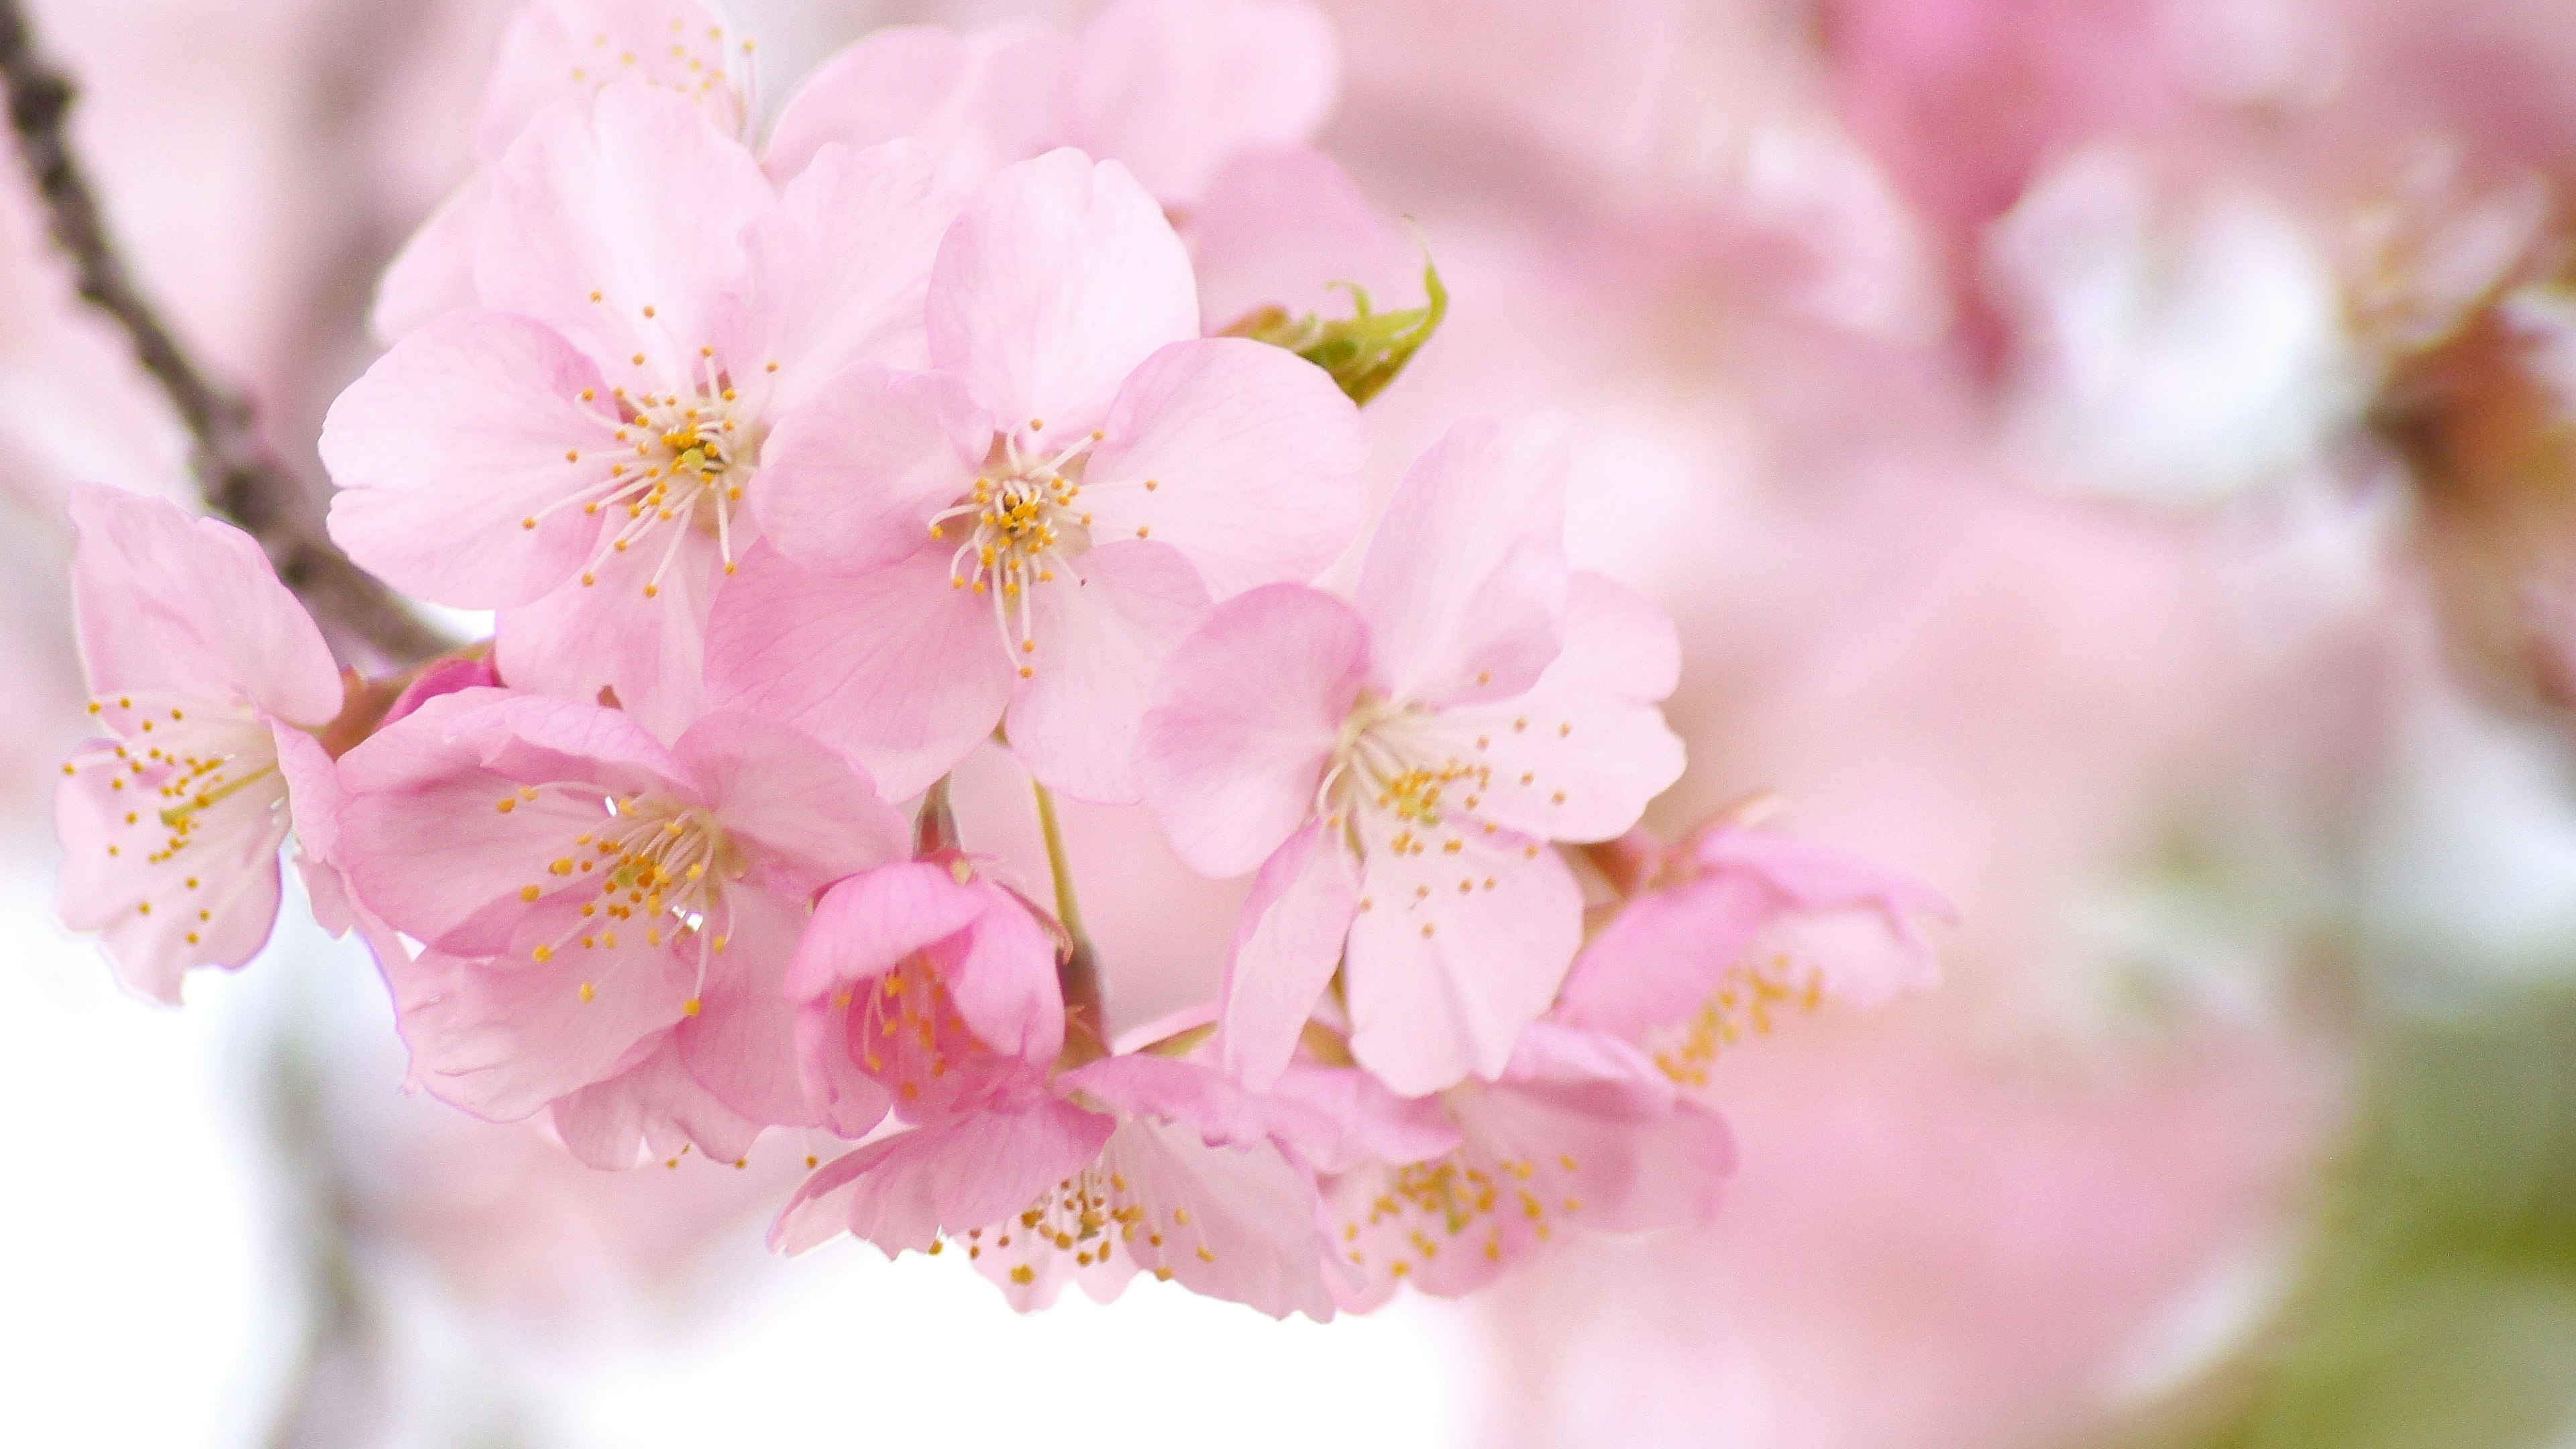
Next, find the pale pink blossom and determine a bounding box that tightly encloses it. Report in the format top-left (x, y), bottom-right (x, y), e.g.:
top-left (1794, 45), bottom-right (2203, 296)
top-left (374, 0), bottom-right (755, 339)
top-left (1142, 417), bottom-right (1686, 1095)
top-left (772, 1052), bottom-right (1338, 1319)
top-left (708, 148), bottom-right (1368, 802)
top-left (1285, 1021), bottom-right (1735, 1306)
top-left (786, 852), bottom-right (1065, 1134)
top-left (323, 80), bottom-right (951, 738)
top-left (333, 688), bottom-right (906, 1168)
top-left (52, 485), bottom-right (347, 1004)
top-left (1556, 824), bottom-right (1955, 1087)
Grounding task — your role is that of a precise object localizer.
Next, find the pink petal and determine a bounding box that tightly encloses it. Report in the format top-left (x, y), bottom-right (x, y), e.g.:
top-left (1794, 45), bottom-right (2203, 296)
top-left (768, 1094), bottom-right (1114, 1256)
top-left (372, 174), bottom-right (489, 341)
top-left (1192, 147), bottom-right (1413, 329)
top-left (935, 880), bottom-right (1067, 1067)
top-left (704, 542), bottom-right (1014, 800)
top-left (1140, 582), bottom-right (1366, 875)
top-left (319, 311), bottom-right (611, 608)
top-left (1006, 539), bottom-right (1212, 804)
top-left (1217, 822), bottom-right (1360, 1090)
top-left (763, 25), bottom-right (1071, 190)
top-left (1355, 417), bottom-right (1573, 707)
top-left (477, 80), bottom-right (769, 386)
top-left (1342, 824), bottom-right (1585, 1095)
top-left (477, 0), bottom-right (746, 162)
top-left (926, 149), bottom-right (1199, 439)
top-left (1269, 1063), bottom-right (1463, 1173)
top-left (388, 898), bottom-right (696, 1122)
top-left (786, 861), bottom-right (989, 999)
top-left (673, 886), bottom-right (819, 1130)
top-left (1066, 0), bottom-right (1339, 205)
top-left (750, 364), bottom-right (989, 576)
top-left (794, 994), bottom-right (899, 1140)
top-left (380, 655), bottom-right (502, 730)
top-left (725, 140), bottom-right (955, 405)
top-left (1417, 572), bottom-right (1685, 845)
top-left (492, 525), bottom-right (724, 741)
top-left (1081, 337), bottom-right (1368, 597)
top-left (669, 712), bottom-right (907, 894)
top-left (551, 1036), bottom-right (765, 1170)
top-left (68, 485), bottom-right (342, 725)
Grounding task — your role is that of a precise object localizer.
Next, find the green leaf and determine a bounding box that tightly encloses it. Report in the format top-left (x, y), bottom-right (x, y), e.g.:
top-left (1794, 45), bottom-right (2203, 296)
top-left (1224, 249), bottom-right (1448, 407)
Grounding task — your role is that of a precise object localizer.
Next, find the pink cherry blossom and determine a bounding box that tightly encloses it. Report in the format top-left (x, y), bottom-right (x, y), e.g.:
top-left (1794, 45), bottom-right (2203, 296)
top-left (53, 484), bottom-right (347, 1004)
top-left (1556, 824), bottom-right (1956, 1088)
top-left (374, 0), bottom-right (755, 339)
top-left (323, 80), bottom-right (951, 738)
top-left (1141, 417), bottom-right (1686, 1095)
top-left (333, 688), bottom-right (906, 1168)
top-left (786, 853), bottom-right (1065, 1134)
top-left (1288, 1021), bottom-right (1735, 1307)
top-left (708, 148), bottom-right (1368, 802)
top-left (772, 1052), bottom-right (1338, 1319)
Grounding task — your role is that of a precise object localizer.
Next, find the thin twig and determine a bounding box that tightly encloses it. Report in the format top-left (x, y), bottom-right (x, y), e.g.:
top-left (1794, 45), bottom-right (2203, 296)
top-left (0, 0), bottom-right (449, 666)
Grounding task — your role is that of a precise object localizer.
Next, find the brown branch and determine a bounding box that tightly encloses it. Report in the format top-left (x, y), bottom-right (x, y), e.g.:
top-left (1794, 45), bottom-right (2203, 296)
top-left (0, 0), bottom-right (450, 667)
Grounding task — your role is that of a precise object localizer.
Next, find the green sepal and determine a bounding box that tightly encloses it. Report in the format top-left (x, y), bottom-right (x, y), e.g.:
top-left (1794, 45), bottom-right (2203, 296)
top-left (1224, 250), bottom-right (1448, 407)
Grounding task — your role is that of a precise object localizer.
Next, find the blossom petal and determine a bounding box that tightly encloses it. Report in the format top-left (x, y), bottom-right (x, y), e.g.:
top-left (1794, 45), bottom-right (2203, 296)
top-left (478, 80), bottom-right (769, 384)
top-left (492, 525), bottom-right (724, 741)
top-left (769, 1093), bottom-right (1113, 1256)
top-left (1355, 417), bottom-right (1572, 707)
top-left (1343, 824), bottom-right (1584, 1095)
top-left (1141, 582), bottom-right (1366, 875)
top-left (551, 1036), bottom-right (765, 1170)
top-left (477, 0), bottom-right (745, 162)
top-left (1081, 338), bottom-right (1368, 597)
top-left (320, 311), bottom-right (611, 608)
top-left (1006, 539), bottom-right (1212, 804)
top-left (786, 861), bottom-right (989, 999)
top-left (1419, 572), bottom-right (1685, 845)
top-left (1192, 147), bottom-right (1413, 329)
top-left (69, 485), bottom-right (343, 724)
top-left (927, 149), bottom-right (1198, 437)
top-left (751, 364), bottom-right (989, 576)
top-left (1218, 822), bottom-right (1360, 1090)
top-left (1065, 0), bottom-right (1339, 205)
top-left (763, 25), bottom-right (1071, 189)
top-left (669, 712), bottom-right (907, 894)
top-left (725, 140), bottom-right (956, 405)
top-left (704, 542), bottom-right (1014, 800)
top-left (372, 173), bottom-right (490, 340)
top-left (674, 887), bottom-right (819, 1130)
top-left (388, 898), bottom-right (695, 1122)
top-left (938, 881), bottom-right (1067, 1066)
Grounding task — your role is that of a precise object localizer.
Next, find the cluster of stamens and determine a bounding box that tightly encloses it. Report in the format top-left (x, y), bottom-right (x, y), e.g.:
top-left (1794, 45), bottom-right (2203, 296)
top-left (503, 784), bottom-right (741, 1008)
top-left (67, 694), bottom-right (288, 948)
top-left (831, 954), bottom-right (974, 1109)
top-left (1340, 1138), bottom-right (1582, 1279)
top-left (525, 337), bottom-right (771, 598)
top-left (567, 19), bottom-right (756, 120)
top-left (930, 421), bottom-right (1160, 677)
top-left (1647, 952), bottom-right (1824, 1089)
top-left (950, 1133), bottom-right (1215, 1287)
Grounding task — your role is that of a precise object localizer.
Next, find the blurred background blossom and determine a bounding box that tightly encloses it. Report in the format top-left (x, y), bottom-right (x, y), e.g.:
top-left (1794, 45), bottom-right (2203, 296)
top-left (8, 1), bottom-right (2576, 1445)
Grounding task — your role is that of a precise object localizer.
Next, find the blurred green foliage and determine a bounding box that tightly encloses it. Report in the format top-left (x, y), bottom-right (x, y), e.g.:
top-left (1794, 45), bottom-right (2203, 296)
top-left (2098, 991), bottom-right (2576, 1449)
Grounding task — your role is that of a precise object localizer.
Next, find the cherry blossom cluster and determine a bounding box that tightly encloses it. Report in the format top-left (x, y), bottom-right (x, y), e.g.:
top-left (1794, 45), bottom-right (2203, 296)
top-left (52, 0), bottom-right (1947, 1318)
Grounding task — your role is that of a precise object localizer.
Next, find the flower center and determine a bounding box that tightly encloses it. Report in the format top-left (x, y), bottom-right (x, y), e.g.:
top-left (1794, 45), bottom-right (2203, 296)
top-left (511, 784), bottom-right (745, 1008)
top-left (69, 692), bottom-right (291, 949)
top-left (954, 1121), bottom-right (1218, 1285)
top-left (1323, 694), bottom-right (1483, 843)
top-left (930, 427), bottom-right (1112, 677)
top-left (524, 350), bottom-right (768, 599)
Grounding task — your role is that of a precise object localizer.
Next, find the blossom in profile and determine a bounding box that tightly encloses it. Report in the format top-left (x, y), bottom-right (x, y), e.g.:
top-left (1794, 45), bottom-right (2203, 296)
top-left (773, 1052), bottom-right (1338, 1319)
top-left (53, 485), bottom-right (350, 1003)
top-left (1556, 824), bottom-right (1955, 1088)
top-left (1283, 1021), bottom-right (1735, 1305)
top-left (333, 690), bottom-right (906, 1167)
top-left (1142, 417), bottom-right (1686, 1095)
top-left (708, 148), bottom-right (1368, 802)
top-left (323, 81), bottom-right (951, 737)
top-left (787, 853), bottom-right (1067, 1134)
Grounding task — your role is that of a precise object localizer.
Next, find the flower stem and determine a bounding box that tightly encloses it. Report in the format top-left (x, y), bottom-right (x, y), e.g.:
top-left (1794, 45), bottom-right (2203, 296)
top-left (1030, 779), bottom-right (1086, 945)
